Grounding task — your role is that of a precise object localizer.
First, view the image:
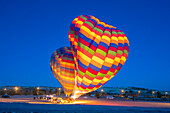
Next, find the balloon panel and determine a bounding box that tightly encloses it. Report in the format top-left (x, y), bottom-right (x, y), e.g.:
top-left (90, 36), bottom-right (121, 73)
top-left (69, 15), bottom-right (130, 97)
top-left (50, 47), bottom-right (75, 96)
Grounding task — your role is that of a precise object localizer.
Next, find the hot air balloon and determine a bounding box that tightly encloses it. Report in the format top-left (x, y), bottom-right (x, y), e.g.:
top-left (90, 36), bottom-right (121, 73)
top-left (69, 15), bottom-right (130, 98)
top-left (50, 47), bottom-right (75, 97)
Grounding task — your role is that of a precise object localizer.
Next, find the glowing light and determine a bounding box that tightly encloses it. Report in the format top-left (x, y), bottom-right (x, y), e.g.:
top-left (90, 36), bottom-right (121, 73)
top-left (37, 87), bottom-right (40, 90)
top-left (121, 89), bottom-right (124, 93)
top-left (4, 88), bottom-right (7, 91)
top-left (165, 92), bottom-right (168, 95)
top-left (152, 91), bottom-right (155, 94)
top-left (15, 87), bottom-right (18, 91)
top-left (58, 88), bottom-right (61, 91)
top-left (101, 89), bottom-right (104, 92)
top-left (138, 90), bottom-right (141, 94)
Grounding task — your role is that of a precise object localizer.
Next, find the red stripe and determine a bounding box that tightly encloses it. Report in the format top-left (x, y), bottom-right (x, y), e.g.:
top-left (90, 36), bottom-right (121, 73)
top-left (80, 85), bottom-right (86, 89)
top-left (87, 86), bottom-right (93, 89)
top-left (95, 76), bottom-right (103, 80)
top-left (78, 65), bottom-right (86, 73)
top-left (98, 45), bottom-right (108, 53)
top-left (118, 46), bottom-right (124, 51)
top-left (105, 74), bottom-right (111, 79)
top-left (95, 25), bottom-right (104, 31)
top-left (109, 47), bottom-right (117, 52)
top-left (106, 54), bottom-right (115, 59)
top-left (116, 54), bottom-right (122, 58)
top-left (90, 44), bottom-right (97, 51)
top-left (103, 32), bottom-right (111, 37)
top-left (110, 68), bottom-right (116, 73)
top-left (86, 20), bottom-right (96, 26)
top-left (85, 74), bottom-right (94, 80)
top-left (87, 67), bottom-right (98, 75)
top-left (83, 23), bottom-right (93, 31)
top-left (82, 15), bottom-right (90, 19)
top-left (99, 69), bottom-right (108, 74)
top-left (78, 46), bottom-right (93, 58)
top-left (94, 52), bottom-right (105, 60)
top-left (78, 18), bottom-right (86, 22)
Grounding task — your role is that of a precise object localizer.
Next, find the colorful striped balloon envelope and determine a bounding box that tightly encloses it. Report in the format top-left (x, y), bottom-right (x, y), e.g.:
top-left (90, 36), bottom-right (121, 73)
top-left (69, 15), bottom-right (130, 98)
top-left (50, 47), bottom-right (75, 97)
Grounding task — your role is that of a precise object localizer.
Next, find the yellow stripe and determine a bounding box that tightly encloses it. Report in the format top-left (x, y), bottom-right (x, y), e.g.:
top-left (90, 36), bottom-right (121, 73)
top-left (90, 32), bottom-right (96, 37)
top-left (77, 50), bottom-right (91, 63)
top-left (102, 35), bottom-right (110, 42)
top-left (102, 77), bottom-right (109, 82)
top-left (83, 77), bottom-right (92, 84)
top-left (81, 26), bottom-right (91, 34)
top-left (105, 57), bottom-right (114, 63)
top-left (111, 36), bottom-right (118, 41)
top-left (96, 35), bottom-right (102, 42)
top-left (77, 76), bottom-right (83, 82)
top-left (74, 17), bottom-right (79, 21)
top-left (92, 56), bottom-right (104, 65)
top-left (121, 56), bottom-right (126, 62)
top-left (115, 57), bottom-right (120, 63)
top-left (118, 36), bottom-right (124, 41)
top-left (76, 20), bottom-right (84, 25)
top-left (93, 78), bottom-right (101, 83)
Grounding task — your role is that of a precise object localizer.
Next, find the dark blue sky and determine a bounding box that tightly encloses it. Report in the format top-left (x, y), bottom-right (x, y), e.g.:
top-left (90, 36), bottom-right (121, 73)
top-left (0, 0), bottom-right (170, 91)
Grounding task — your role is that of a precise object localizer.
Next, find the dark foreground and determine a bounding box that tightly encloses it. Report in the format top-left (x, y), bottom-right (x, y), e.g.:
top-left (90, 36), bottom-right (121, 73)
top-left (0, 102), bottom-right (170, 113)
top-left (0, 95), bottom-right (170, 113)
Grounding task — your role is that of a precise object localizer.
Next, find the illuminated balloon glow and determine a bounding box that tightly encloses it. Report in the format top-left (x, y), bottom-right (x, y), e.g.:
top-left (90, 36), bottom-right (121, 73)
top-left (50, 47), bottom-right (75, 96)
top-left (69, 15), bottom-right (130, 98)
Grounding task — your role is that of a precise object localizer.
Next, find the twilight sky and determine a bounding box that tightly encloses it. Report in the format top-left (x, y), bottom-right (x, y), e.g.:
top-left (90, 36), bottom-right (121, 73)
top-left (0, 0), bottom-right (170, 91)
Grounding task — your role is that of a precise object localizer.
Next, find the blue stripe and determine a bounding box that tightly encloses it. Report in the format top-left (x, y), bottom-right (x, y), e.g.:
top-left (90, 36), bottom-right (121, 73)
top-left (111, 27), bottom-right (116, 30)
top-left (74, 27), bottom-right (80, 32)
top-left (81, 83), bottom-right (88, 88)
top-left (79, 33), bottom-right (92, 43)
top-left (70, 23), bottom-right (75, 27)
top-left (97, 24), bottom-right (105, 29)
top-left (101, 65), bottom-right (110, 71)
top-left (89, 63), bottom-right (100, 72)
top-left (90, 40), bottom-right (98, 48)
top-left (98, 83), bottom-right (102, 86)
top-left (106, 27), bottom-right (111, 30)
top-left (118, 43), bottom-right (124, 48)
top-left (89, 18), bottom-right (97, 25)
top-left (99, 42), bottom-right (109, 49)
top-left (118, 63), bottom-right (123, 68)
top-left (111, 64), bottom-right (117, 69)
top-left (60, 67), bottom-right (74, 71)
top-left (125, 43), bottom-right (128, 47)
top-left (78, 59), bottom-right (88, 70)
top-left (89, 84), bottom-right (96, 87)
top-left (77, 82), bottom-right (80, 86)
top-left (110, 43), bottom-right (118, 48)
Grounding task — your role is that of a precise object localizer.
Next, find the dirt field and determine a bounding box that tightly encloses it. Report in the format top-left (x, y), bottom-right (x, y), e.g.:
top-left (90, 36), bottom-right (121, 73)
top-left (0, 95), bottom-right (170, 113)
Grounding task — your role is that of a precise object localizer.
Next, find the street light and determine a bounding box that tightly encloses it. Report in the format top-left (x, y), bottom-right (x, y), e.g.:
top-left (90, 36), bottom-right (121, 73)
top-left (138, 90), bottom-right (141, 94)
top-left (14, 87), bottom-right (19, 94)
top-left (15, 87), bottom-right (18, 91)
top-left (58, 88), bottom-right (61, 95)
top-left (37, 87), bottom-right (40, 95)
top-left (152, 91), bottom-right (155, 94)
top-left (121, 89), bottom-right (124, 93)
top-left (165, 92), bottom-right (168, 97)
top-left (4, 88), bottom-right (7, 91)
top-left (152, 91), bottom-right (155, 98)
top-left (101, 89), bottom-right (104, 92)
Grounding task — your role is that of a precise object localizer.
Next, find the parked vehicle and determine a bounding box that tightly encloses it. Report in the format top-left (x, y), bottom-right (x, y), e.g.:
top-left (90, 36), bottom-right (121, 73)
top-left (2, 94), bottom-right (10, 98)
top-left (57, 97), bottom-right (64, 104)
top-left (106, 95), bottom-right (114, 99)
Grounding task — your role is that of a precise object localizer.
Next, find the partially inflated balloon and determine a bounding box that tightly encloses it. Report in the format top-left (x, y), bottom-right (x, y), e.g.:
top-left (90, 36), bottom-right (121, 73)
top-left (69, 15), bottom-right (130, 98)
top-left (50, 47), bottom-right (75, 96)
